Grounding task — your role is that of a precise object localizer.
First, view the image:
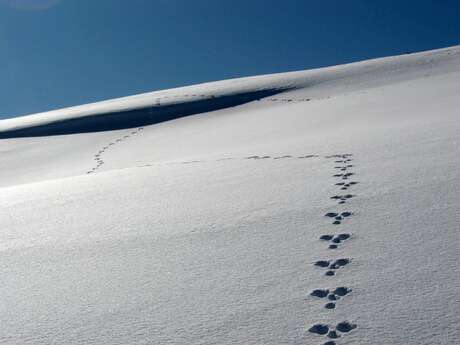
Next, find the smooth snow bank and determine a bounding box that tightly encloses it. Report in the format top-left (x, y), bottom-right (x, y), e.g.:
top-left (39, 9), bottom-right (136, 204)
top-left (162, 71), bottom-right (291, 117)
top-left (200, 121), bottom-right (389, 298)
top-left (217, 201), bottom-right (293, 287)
top-left (0, 46), bottom-right (459, 345)
top-left (0, 45), bottom-right (458, 138)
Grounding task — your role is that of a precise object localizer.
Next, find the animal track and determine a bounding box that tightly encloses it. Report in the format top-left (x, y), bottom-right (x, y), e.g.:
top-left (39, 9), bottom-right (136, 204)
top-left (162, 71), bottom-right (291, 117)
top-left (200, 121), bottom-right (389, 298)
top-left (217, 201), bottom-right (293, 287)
top-left (308, 286), bottom-right (353, 303)
top-left (335, 181), bottom-right (358, 191)
top-left (308, 285), bottom-right (352, 307)
top-left (86, 141), bottom-right (321, 175)
top-left (325, 154), bottom-right (353, 159)
top-left (334, 164), bottom-right (353, 173)
top-left (327, 330), bottom-right (339, 338)
top-left (329, 258), bottom-right (351, 269)
top-left (245, 154), bottom-right (319, 160)
top-left (319, 233), bottom-right (352, 249)
top-left (333, 172), bottom-right (354, 180)
top-left (308, 321), bottom-right (357, 340)
top-left (298, 154), bottom-right (319, 159)
top-left (324, 302), bottom-right (336, 309)
top-left (260, 97), bottom-right (316, 103)
top-left (336, 321), bottom-right (357, 333)
top-left (333, 287), bottom-right (352, 296)
top-left (86, 126), bottom-right (144, 174)
top-left (309, 324), bottom-right (329, 335)
top-left (310, 289), bottom-right (330, 298)
top-left (314, 258), bottom-right (352, 275)
top-left (314, 260), bottom-right (330, 268)
top-left (167, 153), bottom-right (320, 166)
top-left (324, 211), bottom-right (353, 225)
top-left (308, 153), bottom-right (360, 342)
top-left (246, 155), bottom-right (271, 160)
top-left (330, 194), bottom-right (354, 204)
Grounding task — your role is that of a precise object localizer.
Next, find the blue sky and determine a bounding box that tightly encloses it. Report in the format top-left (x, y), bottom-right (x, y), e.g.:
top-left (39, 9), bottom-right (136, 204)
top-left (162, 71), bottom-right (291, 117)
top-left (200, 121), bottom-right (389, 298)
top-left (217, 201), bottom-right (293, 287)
top-left (1, 0), bottom-right (459, 119)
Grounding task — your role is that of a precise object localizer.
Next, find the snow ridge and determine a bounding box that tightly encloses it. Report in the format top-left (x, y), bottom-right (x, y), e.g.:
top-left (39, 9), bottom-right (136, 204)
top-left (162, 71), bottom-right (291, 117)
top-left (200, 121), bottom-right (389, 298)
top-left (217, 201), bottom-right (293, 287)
top-left (0, 45), bottom-right (458, 138)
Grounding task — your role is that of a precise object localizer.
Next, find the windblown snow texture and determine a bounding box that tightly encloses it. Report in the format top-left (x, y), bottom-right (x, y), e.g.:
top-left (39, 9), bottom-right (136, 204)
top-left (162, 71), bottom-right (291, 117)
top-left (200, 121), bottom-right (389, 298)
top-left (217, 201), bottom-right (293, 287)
top-left (1, 46), bottom-right (459, 345)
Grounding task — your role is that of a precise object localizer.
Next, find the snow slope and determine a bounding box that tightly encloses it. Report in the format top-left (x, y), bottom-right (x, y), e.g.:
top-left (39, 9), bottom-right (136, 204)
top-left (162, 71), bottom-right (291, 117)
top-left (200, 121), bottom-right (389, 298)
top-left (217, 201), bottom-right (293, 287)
top-left (1, 46), bottom-right (459, 345)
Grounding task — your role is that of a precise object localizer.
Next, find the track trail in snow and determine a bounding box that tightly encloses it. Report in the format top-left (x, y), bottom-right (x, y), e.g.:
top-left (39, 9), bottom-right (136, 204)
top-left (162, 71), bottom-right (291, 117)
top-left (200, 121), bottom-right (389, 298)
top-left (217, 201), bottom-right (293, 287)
top-left (86, 128), bottom-right (322, 175)
top-left (82, 89), bottom-right (342, 175)
top-left (142, 154), bottom-right (320, 167)
top-left (83, 88), bottom-right (352, 175)
top-left (308, 154), bottom-right (359, 345)
top-left (86, 126), bottom-right (145, 174)
top-left (86, 132), bottom-right (363, 345)
top-left (84, 90), bottom-right (226, 174)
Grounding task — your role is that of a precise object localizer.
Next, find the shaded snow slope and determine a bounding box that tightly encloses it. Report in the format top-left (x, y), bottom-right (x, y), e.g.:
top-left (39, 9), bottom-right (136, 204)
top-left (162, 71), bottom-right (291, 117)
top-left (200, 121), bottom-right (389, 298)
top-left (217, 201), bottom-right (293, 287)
top-left (0, 46), bottom-right (459, 345)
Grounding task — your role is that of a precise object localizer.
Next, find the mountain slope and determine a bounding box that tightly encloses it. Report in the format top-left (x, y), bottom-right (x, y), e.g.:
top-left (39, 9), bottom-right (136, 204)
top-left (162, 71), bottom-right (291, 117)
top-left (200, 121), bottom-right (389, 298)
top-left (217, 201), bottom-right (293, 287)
top-left (1, 46), bottom-right (459, 345)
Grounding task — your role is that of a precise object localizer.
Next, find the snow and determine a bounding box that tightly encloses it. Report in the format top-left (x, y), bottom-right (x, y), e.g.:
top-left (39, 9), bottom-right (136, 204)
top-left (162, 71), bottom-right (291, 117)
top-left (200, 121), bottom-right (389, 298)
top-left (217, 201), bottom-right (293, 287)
top-left (0, 46), bottom-right (459, 345)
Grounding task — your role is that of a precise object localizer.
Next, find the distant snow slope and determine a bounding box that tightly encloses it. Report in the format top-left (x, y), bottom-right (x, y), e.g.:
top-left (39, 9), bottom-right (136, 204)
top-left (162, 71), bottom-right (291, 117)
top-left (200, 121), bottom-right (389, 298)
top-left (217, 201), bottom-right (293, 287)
top-left (1, 46), bottom-right (459, 345)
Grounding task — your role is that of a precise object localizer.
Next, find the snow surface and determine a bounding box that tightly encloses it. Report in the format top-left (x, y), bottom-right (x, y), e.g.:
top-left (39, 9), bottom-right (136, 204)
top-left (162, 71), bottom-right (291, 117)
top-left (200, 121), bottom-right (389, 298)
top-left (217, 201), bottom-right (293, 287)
top-left (0, 46), bottom-right (459, 345)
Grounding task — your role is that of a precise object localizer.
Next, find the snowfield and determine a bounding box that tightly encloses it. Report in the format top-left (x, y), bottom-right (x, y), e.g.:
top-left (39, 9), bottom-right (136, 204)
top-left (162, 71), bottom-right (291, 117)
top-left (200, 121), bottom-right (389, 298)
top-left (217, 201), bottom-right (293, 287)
top-left (1, 46), bottom-right (459, 345)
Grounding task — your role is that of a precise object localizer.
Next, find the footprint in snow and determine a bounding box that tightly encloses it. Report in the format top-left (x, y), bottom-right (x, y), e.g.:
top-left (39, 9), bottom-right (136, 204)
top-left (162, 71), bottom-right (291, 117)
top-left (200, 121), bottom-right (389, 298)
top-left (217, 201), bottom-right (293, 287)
top-left (314, 258), bottom-right (352, 276)
top-left (333, 172), bottom-right (354, 179)
top-left (330, 194), bottom-right (354, 204)
top-left (324, 211), bottom-right (353, 225)
top-left (335, 181), bottom-right (358, 190)
top-left (309, 286), bottom-right (352, 309)
top-left (246, 155), bottom-right (270, 159)
top-left (308, 321), bottom-right (357, 341)
top-left (181, 160), bottom-right (202, 164)
top-left (320, 233), bottom-right (352, 249)
top-left (298, 154), bottom-right (318, 159)
top-left (325, 154), bottom-right (353, 159)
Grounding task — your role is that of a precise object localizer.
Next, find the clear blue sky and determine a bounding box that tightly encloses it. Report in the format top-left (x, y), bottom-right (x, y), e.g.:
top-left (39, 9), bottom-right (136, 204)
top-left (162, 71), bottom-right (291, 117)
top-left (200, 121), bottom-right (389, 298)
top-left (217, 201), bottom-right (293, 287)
top-left (1, 0), bottom-right (459, 119)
